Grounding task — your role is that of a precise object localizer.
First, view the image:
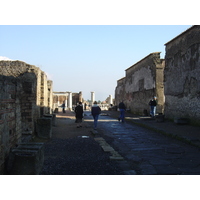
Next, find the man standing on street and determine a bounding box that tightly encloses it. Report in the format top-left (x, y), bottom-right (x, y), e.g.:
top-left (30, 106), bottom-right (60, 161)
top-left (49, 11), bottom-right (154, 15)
top-left (75, 102), bottom-right (84, 128)
top-left (118, 101), bottom-right (126, 123)
top-left (149, 96), bottom-right (157, 117)
top-left (91, 101), bottom-right (101, 130)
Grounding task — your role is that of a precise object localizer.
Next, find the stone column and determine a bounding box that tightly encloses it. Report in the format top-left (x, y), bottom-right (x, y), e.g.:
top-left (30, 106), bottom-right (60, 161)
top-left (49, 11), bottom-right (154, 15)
top-left (68, 92), bottom-right (72, 111)
top-left (91, 92), bottom-right (95, 105)
top-left (64, 99), bottom-right (67, 110)
top-left (109, 95), bottom-right (113, 105)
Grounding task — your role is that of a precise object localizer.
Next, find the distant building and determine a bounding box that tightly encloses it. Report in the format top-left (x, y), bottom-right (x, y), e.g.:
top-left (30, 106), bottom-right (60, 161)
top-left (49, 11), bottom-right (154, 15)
top-left (115, 52), bottom-right (165, 115)
top-left (53, 91), bottom-right (83, 111)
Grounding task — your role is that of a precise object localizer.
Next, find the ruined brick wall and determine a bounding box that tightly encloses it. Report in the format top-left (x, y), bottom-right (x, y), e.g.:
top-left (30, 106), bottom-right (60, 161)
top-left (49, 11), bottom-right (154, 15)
top-left (0, 75), bottom-right (22, 172)
top-left (115, 53), bottom-right (165, 115)
top-left (0, 60), bottom-right (53, 119)
top-left (39, 71), bottom-right (49, 115)
top-left (19, 72), bottom-right (38, 132)
top-left (53, 92), bottom-right (68, 112)
top-left (0, 61), bottom-right (40, 132)
top-left (0, 60), bottom-right (53, 173)
top-left (164, 25), bottom-right (200, 123)
top-left (115, 77), bottom-right (126, 106)
top-left (73, 92), bottom-right (82, 105)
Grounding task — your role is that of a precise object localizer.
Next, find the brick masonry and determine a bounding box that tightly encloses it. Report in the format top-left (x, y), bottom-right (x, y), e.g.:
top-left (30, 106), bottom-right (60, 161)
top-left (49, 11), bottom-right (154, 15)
top-left (0, 60), bottom-right (53, 173)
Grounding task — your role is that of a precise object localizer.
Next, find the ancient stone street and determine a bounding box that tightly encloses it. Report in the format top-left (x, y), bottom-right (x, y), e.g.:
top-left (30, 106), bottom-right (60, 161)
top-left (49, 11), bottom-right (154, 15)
top-left (40, 110), bottom-right (200, 175)
top-left (91, 112), bottom-right (200, 175)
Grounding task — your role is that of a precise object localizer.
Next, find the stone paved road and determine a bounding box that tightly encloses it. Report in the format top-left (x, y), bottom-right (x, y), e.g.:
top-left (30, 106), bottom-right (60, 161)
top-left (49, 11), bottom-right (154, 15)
top-left (84, 111), bottom-right (200, 175)
top-left (39, 113), bottom-right (124, 175)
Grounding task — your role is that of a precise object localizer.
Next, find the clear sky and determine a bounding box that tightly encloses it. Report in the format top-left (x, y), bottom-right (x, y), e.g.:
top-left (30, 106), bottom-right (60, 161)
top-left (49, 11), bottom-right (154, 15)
top-left (0, 25), bottom-right (192, 101)
top-left (0, 0), bottom-right (194, 101)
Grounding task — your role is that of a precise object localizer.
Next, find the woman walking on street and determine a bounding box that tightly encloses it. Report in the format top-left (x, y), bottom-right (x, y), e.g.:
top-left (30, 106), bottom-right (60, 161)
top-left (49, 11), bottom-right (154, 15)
top-left (75, 102), bottom-right (84, 128)
top-left (91, 101), bottom-right (101, 130)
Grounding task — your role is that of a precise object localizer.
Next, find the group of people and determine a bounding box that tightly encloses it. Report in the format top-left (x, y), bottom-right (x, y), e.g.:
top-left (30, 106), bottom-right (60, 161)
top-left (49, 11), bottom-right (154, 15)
top-left (118, 96), bottom-right (157, 122)
top-left (74, 96), bottom-right (157, 129)
top-left (74, 101), bottom-right (101, 129)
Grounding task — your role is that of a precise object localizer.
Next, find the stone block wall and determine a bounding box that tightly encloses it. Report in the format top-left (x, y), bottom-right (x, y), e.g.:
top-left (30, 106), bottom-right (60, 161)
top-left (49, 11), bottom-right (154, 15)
top-left (0, 75), bottom-right (22, 172)
top-left (47, 80), bottom-right (53, 114)
top-left (0, 60), bottom-right (53, 173)
top-left (115, 53), bottom-right (165, 115)
top-left (39, 71), bottom-right (49, 115)
top-left (164, 25), bottom-right (200, 124)
top-left (115, 77), bottom-right (126, 105)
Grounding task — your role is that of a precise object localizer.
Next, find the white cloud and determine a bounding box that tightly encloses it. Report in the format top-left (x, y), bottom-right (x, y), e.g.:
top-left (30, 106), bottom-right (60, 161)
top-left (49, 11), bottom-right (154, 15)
top-left (0, 56), bottom-right (13, 61)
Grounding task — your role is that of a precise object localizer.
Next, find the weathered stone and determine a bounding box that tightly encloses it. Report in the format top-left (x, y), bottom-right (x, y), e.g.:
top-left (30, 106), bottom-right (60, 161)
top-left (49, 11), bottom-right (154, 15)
top-left (0, 60), bottom-right (53, 173)
top-left (43, 113), bottom-right (56, 126)
top-left (36, 118), bottom-right (52, 139)
top-left (164, 25), bottom-right (200, 124)
top-left (115, 52), bottom-right (165, 115)
top-left (7, 143), bottom-right (44, 175)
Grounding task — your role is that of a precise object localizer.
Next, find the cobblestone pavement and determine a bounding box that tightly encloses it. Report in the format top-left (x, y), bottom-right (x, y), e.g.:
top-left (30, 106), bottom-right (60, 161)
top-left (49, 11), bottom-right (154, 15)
top-left (39, 111), bottom-right (124, 175)
top-left (40, 110), bottom-right (200, 175)
top-left (89, 111), bottom-right (200, 175)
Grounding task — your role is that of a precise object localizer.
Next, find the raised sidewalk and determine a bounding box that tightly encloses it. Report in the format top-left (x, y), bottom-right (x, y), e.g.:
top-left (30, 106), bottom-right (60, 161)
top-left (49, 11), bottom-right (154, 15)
top-left (107, 110), bottom-right (200, 148)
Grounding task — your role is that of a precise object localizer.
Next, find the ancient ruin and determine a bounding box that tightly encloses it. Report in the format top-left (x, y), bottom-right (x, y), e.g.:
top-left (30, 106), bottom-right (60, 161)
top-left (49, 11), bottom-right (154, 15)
top-left (53, 91), bottom-right (83, 112)
top-left (115, 25), bottom-right (200, 125)
top-left (164, 25), bottom-right (200, 124)
top-left (0, 60), bottom-right (53, 174)
top-left (115, 52), bottom-right (165, 115)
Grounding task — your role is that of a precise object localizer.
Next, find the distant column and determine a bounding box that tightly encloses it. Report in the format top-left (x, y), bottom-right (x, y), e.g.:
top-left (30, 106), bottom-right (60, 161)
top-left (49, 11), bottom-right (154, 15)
top-left (64, 99), bottom-right (67, 111)
top-left (68, 92), bottom-right (72, 111)
top-left (109, 95), bottom-right (113, 105)
top-left (91, 92), bottom-right (95, 104)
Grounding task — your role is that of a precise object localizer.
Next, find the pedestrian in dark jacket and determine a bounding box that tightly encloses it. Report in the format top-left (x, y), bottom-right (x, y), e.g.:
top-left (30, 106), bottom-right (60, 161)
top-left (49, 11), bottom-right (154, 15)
top-left (118, 101), bottom-right (126, 122)
top-left (75, 102), bottom-right (83, 128)
top-left (62, 103), bottom-right (66, 113)
top-left (91, 101), bottom-right (101, 130)
top-left (149, 96), bottom-right (157, 117)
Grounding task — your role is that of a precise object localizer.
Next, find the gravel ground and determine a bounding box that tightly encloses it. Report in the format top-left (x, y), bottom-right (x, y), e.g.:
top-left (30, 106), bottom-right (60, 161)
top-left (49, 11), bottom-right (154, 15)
top-left (39, 112), bottom-right (124, 175)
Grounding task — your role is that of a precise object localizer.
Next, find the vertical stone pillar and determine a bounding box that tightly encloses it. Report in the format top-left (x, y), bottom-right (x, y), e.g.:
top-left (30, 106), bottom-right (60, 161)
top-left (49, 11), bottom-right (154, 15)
top-left (109, 95), bottom-right (113, 105)
top-left (68, 92), bottom-right (72, 111)
top-left (91, 92), bottom-right (95, 104)
top-left (64, 99), bottom-right (67, 110)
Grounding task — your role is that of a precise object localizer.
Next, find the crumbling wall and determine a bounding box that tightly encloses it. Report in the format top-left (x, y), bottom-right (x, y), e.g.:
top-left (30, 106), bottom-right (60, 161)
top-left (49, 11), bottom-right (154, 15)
top-left (164, 25), bottom-right (200, 124)
top-left (39, 71), bottom-right (49, 115)
top-left (0, 60), bottom-right (53, 173)
top-left (115, 77), bottom-right (126, 106)
top-left (0, 60), bottom-right (53, 121)
top-left (47, 80), bottom-right (53, 114)
top-left (115, 53), bottom-right (165, 115)
top-left (0, 75), bottom-right (22, 172)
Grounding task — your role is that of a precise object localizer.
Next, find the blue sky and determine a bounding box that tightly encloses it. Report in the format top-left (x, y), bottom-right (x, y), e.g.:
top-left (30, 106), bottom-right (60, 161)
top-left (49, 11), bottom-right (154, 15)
top-left (0, 25), bottom-right (192, 101)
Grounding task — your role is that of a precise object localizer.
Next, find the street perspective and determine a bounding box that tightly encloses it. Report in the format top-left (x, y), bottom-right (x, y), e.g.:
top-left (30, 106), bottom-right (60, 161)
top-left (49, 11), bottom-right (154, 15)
top-left (1, 25), bottom-right (200, 176)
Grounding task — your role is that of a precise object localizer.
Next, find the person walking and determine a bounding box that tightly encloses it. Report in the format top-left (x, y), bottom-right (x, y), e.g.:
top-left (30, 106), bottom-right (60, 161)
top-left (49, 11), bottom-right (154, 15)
top-left (118, 101), bottom-right (126, 122)
top-left (149, 96), bottom-right (157, 117)
top-left (75, 102), bottom-right (84, 128)
top-left (91, 101), bottom-right (101, 130)
top-left (61, 102), bottom-right (66, 113)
